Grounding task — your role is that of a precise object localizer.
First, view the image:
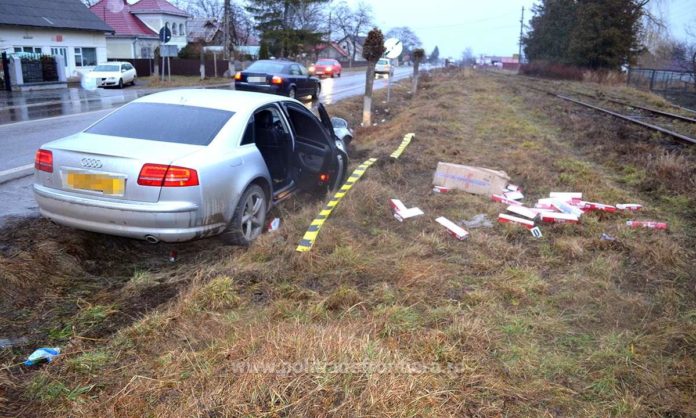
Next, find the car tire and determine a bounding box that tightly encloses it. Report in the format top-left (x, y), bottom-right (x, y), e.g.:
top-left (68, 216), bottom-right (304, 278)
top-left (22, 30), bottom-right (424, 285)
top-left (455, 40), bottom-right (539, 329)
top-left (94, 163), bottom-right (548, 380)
top-left (312, 83), bottom-right (320, 100)
top-left (288, 87), bottom-right (296, 99)
top-left (222, 184), bottom-right (267, 246)
top-left (118, 78), bottom-right (123, 89)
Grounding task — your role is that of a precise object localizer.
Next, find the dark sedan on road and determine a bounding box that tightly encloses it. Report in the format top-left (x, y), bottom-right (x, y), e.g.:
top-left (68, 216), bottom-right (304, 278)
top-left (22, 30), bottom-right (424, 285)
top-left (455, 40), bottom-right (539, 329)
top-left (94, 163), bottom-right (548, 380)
top-left (234, 60), bottom-right (321, 100)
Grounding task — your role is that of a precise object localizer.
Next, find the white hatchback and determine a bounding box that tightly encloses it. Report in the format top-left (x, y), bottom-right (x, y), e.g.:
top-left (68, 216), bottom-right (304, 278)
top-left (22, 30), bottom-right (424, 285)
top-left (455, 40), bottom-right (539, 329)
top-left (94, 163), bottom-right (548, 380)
top-left (88, 62), bottom-right (137, 88)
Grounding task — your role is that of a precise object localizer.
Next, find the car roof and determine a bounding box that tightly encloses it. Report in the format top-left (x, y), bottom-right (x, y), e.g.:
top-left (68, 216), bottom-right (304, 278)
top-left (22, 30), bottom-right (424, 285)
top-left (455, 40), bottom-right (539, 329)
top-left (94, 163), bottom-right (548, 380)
top-left (133, 89), bottom-right (298, 113)
top-left (97, 62), bottom-right (129, 65)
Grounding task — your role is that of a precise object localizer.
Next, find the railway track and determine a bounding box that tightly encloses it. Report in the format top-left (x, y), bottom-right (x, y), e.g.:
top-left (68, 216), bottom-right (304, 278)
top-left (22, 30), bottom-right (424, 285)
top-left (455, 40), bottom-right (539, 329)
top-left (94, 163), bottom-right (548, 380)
top-left (488, 71), bottom-right (696, 145)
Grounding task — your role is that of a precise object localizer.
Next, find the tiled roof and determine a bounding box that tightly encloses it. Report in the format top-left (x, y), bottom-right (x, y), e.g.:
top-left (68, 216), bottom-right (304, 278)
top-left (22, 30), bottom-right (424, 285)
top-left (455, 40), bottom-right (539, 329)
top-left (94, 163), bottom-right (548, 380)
top-left (316, 42), bottom-right (349, 57)
top-left (130, 0), bottom-right (188, 17)
top-left (187, 17), bottom-right (219, 43)
top-left (90, 0), bottom-right (157, 37)
top-left (0, 0), bottom-right (113, 32)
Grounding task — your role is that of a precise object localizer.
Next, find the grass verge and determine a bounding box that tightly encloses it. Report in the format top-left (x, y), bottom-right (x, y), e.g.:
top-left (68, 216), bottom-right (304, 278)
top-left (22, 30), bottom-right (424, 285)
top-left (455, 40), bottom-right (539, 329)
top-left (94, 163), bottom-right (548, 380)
top-left (1, 69), bottom-right (694, 417)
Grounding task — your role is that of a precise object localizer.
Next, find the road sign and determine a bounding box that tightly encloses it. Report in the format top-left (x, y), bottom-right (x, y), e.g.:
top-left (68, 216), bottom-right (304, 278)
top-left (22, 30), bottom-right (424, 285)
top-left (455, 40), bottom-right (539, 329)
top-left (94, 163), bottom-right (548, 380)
top-left (160, 45), bottom-right (178, 57)
top-left (159, 26), bottom-right (171, 44)
top-left (384, 38), bottom-right (403, 59)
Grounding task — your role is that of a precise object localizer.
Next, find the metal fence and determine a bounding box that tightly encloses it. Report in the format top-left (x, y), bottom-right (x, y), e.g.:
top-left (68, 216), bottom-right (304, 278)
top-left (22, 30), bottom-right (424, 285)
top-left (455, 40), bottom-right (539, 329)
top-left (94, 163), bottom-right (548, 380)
top-left (627, 67), bottom-right (695, 92)
top-left (111, 58), bottom-right (232, 77)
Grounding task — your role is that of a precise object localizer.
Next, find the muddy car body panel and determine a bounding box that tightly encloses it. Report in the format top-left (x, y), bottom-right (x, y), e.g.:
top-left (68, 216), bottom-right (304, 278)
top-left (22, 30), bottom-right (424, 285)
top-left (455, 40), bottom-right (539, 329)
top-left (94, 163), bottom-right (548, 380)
top-left (33, 89), bottom-right (348, 243)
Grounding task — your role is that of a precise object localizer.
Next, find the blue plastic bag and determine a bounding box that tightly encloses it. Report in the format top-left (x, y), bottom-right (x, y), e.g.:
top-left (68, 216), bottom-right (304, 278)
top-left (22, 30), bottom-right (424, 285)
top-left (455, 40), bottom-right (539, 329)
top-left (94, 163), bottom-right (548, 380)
top-left (24, 347), bottom-right (61, 366)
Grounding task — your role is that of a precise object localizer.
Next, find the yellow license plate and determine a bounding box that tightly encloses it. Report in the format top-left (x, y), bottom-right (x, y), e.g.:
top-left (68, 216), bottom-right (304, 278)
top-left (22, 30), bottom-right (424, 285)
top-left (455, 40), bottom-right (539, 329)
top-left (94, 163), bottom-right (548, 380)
top-left (66, 172), bottom-right (125, 195)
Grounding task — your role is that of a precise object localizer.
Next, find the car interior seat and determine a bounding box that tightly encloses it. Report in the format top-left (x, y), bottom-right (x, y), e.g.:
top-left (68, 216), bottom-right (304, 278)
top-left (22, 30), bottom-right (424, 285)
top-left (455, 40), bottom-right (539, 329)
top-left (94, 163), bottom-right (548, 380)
top-left (255, 110), bottom-right (287, 183)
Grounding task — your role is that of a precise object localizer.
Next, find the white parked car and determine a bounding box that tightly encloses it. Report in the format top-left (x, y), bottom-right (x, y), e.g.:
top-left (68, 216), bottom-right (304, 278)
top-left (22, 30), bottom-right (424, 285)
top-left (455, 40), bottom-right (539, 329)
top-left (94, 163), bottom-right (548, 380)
top-left (89, 62), bottom-right (137, 88)
top-left (375, 58), bottom-right (393, 77)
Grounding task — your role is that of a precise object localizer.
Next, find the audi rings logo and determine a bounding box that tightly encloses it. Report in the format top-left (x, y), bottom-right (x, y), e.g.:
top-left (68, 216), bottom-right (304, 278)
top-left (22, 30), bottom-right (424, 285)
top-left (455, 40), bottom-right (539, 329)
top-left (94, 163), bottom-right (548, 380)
top-left (81, 158), bottom-right (103, 169)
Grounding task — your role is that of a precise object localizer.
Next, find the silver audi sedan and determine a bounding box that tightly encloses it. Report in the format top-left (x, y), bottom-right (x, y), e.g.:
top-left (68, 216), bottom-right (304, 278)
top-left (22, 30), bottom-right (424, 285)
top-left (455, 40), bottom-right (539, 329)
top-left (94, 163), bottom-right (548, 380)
top-left (33, 89), bottom-right (350, 244)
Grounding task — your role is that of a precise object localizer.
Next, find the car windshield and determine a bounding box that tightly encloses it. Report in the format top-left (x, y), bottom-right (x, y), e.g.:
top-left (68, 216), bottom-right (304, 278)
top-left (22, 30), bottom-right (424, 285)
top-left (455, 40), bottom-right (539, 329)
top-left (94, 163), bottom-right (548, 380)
top-left (246, 61), bottom-right (287, 73)
top-left (93, 65), bottom-right (119, 72)
top-left (318, 60), bottom-right (334, 65)
top-left (378, 59), bottom-right (389, 65)
top-left (86, 103), bottom-right (234, 145)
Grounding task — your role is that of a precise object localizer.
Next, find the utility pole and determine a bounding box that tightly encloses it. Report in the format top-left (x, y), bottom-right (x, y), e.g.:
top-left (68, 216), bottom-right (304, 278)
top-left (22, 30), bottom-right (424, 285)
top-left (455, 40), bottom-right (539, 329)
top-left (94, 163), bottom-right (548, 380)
top-left (518, 6), bottom-right (524, 63)
top-left (223, 0), bottom-right (230, 60)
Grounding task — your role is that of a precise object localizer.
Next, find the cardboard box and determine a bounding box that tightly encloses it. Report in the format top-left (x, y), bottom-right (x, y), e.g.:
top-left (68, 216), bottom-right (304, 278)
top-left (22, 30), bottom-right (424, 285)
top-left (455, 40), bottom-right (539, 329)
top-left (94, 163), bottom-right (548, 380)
top-left (433, 162), bottom-right (510, 196)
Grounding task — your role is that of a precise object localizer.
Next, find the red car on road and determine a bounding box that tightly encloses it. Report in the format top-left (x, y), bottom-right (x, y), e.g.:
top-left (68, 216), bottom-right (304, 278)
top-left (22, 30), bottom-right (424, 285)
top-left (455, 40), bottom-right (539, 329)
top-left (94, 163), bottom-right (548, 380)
top-left (310, 59), bottom-right (342, 78)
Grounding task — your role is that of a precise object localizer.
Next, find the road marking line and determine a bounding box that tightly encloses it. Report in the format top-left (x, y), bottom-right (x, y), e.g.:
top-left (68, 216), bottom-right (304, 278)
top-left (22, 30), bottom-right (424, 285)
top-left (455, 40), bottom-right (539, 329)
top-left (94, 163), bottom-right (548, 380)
top-left (296, 157), bottom-right (377, 252)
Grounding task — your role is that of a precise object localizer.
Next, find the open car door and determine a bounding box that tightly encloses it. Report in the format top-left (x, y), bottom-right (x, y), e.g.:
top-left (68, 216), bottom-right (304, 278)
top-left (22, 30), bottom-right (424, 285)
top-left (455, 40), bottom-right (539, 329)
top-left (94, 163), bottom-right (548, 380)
top-left (283, 102), bottom-right (340, 191)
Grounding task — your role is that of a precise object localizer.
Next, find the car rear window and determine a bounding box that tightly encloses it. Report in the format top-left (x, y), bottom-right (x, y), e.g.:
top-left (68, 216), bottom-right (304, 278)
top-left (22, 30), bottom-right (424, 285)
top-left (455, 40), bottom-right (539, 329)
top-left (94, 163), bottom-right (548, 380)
top-left (246, 61), bottom-right (287, 73)
top-left (86, 102), bottom-right (234, 145)
top-left (94, 65), bottom-right (119, 71)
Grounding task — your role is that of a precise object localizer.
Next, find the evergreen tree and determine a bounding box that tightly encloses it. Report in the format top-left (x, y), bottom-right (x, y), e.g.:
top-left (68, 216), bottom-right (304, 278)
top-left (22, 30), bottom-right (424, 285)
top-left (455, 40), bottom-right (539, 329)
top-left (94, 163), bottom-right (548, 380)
top-left (429, 46), bottom-right (440, 63)
top-left (247, 0), bottom-right (329, 58)
top-left (523, 0), bottom-right (647, 70)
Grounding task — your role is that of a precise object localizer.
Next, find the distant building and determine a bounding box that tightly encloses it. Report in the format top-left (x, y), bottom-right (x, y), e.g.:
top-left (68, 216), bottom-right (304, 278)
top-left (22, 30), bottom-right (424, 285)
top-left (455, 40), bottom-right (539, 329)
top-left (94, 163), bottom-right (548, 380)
top-left (0, 0), bottom-right (113, 79)
top-left (186, 17), bottom-right (260, 59)
top-left (315, 42), bottom-right (349, 61)
top-left (477, 55), bottom-right (520, 71)
top-left (337, 35), bottom-right (367, 64)
top-left (90, 0), bottom-right (189, 60)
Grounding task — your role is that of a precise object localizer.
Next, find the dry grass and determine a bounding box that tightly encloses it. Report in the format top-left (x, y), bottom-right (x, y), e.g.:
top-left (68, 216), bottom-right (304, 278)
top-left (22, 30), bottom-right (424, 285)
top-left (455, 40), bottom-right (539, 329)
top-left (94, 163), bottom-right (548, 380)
top-left (2, 69), bottom-right (695, 417)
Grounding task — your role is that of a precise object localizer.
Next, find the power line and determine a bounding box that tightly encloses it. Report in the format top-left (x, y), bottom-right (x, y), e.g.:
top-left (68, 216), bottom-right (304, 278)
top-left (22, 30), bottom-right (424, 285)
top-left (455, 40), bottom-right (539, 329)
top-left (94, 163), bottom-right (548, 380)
top-left (411, 11), bottom-right (518, 31)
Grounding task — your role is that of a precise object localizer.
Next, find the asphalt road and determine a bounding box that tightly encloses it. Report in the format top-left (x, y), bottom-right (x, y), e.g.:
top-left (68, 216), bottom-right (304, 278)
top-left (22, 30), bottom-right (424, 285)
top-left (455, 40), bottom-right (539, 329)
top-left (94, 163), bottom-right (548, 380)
top-left (0, 66), bottom-right (414, 219)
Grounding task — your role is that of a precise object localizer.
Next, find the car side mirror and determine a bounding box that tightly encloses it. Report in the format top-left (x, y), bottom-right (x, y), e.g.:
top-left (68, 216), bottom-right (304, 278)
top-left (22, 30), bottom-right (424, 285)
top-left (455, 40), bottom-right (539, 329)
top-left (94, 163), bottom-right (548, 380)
top-left (121, 69), bottom-right (126, 73)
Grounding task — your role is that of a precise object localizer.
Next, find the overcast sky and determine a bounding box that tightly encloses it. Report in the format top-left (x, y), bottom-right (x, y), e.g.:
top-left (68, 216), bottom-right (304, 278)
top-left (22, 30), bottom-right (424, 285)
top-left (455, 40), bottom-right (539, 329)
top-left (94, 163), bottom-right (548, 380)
top-left (347, 0), bottom-right (695, 59)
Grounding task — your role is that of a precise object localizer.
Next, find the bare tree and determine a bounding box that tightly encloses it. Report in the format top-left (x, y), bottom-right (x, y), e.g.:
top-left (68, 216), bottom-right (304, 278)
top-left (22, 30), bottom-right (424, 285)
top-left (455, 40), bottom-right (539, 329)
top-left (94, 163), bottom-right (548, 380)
top-left (332, 1), bottom-right (373, 67)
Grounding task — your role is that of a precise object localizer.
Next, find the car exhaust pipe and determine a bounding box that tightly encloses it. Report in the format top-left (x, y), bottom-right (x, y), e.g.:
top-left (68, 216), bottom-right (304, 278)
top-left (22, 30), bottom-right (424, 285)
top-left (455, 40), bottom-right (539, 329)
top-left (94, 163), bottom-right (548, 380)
top-left (144, 235), bottom-right (160, 244)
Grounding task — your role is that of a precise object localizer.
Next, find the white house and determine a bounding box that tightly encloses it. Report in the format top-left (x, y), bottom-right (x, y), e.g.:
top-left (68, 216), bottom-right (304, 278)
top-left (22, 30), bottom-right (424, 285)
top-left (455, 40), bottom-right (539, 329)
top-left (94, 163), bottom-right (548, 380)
top-left (90, 0), bottom-right (189, 59)
top-left (337, 35), bottom-right (367, 64)
top-left (0, 0), bottom-right (113, 80)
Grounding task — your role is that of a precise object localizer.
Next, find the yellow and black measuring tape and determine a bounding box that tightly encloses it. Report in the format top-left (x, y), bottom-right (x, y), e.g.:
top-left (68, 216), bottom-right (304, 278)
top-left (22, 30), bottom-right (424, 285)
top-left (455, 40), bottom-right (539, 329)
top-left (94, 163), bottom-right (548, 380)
top-left (296, 132), bottom-right (415, 252)
top-left (296, 157), bottom-right (377, 252)
top-left (390, 133), bottom-right (414, 159)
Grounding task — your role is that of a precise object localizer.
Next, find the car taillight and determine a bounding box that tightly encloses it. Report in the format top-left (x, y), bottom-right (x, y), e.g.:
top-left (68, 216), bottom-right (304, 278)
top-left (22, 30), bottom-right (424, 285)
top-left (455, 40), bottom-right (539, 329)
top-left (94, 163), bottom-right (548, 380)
top-left (271, 76), bottom-right (283, 84)
top-left (234, 72), bottom-right (242, 80)
top-left (138, 164), bottom-right (199, 187)
top-left (35, 149), bottom-right (53, 173)
top-left (319, 173), bottom-right (329, 183)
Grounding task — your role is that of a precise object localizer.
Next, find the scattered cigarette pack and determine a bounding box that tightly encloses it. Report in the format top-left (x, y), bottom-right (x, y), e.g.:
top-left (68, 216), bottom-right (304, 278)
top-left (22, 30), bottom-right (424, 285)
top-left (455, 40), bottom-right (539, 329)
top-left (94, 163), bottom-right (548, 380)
top-left (432, 186), bottom-right (451, 193)
top-left (390, 199), bottom-right (423, 222)
top-left (549, 192), bottom-right (582, 201)
top-left (436, 216), bottom-right (469, 240)
top-left (576, 201), bottom-right (616, 213)
top-left (491, 194), bottom-right (523, 206)
top-left (538, 212), bottom-right (580, 224)
top-left (626, 220), bottom-right (667, 230)
top-left (550, 199), bottom-right (584, 218)
top-left (498, 213), bottom-right (535, 229)
top-left (616, 203), bottom-right (642, 211)
top-left (503, 191), bottom-right (524, 201)
top-left (506, 205), bottom-right (539, 220)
